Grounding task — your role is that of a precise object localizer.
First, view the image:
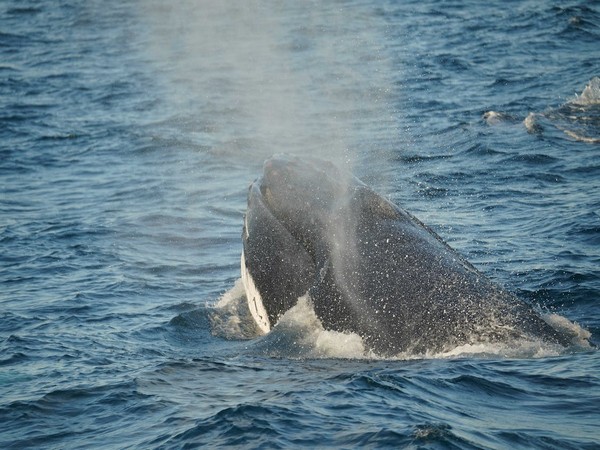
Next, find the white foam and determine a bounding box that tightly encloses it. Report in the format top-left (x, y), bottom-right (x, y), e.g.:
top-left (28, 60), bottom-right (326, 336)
top-left (542, 312), bottom-right (592, 348)
top-left (571, 76), bottom-right (600, 106)
top-left (212, 279), bottom-right (591, 360)
top-left (559, 128), bottom-right (600, 144)
top-left (483, 111), bottom-right (508, 125)
top-left (427, 340), bottom-right (563, 359)
top-left (248, 294), bottom-right (586, 360)
top-left (214, 277), bottom-right (245, 309)
top-left (518, 78), bottom-right (600, 143)
top-left (523, 112), bottom-right (542, 133)
top-left (273, 295), bottom-right (368, 359)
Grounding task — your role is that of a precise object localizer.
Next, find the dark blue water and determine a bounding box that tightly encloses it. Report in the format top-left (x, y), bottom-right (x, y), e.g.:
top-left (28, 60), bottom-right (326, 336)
top-left (2, 0), bottom-right (599, 448)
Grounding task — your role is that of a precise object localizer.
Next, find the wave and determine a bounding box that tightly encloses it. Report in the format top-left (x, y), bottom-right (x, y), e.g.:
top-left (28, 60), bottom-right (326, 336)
top-left (210, 279), bottom-right (592, 360)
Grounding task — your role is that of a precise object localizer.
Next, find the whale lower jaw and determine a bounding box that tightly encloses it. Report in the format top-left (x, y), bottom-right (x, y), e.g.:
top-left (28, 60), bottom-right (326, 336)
top-left (241, 250), bottom-right (271, 334)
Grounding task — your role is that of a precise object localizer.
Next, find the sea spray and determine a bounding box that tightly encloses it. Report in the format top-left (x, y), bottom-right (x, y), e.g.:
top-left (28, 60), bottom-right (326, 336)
top-left (210, 280), bottom-right (592, 360)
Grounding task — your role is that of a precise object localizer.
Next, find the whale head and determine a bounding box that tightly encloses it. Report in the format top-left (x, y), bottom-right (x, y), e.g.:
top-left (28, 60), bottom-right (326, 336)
top-left (241, 154), bottom-right (402, 335)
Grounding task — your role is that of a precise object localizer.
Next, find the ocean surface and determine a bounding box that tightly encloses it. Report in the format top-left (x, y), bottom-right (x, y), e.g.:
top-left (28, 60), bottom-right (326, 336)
top-left (1, 0), bottom-right (599, 448)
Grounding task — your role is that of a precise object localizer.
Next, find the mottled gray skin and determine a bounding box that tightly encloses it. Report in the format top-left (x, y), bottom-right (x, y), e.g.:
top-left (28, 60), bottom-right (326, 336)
top-left (242, 155), bottom-right (570, 355)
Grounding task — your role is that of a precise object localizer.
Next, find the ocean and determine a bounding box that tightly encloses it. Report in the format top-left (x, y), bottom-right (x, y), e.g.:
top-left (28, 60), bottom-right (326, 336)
top-left (1, 0), bottom-right (599, 448)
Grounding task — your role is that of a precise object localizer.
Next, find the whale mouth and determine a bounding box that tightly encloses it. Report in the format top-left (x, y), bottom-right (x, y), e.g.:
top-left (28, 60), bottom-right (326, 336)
top-left (242, 157), bottom-right (324, 329)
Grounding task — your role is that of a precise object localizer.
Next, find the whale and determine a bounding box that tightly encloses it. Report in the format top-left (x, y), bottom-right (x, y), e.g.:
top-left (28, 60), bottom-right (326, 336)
top-left (241, 155), bottom-right (571, 355)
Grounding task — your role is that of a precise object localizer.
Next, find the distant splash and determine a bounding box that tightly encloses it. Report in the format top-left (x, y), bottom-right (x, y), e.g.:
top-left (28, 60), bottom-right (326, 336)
top-left (485, 77), bottom-right (600, 144)
top-left (572, 76), bottom-right (600, 106)
top-left (210, 279), bottom-right (592, 360)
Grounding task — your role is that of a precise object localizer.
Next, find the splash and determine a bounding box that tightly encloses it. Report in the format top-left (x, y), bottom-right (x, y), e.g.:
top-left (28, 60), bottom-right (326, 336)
top-left (255, 295), bottom-right (369, 359)
top-left (209, 278), bottom-right (264, 340)
top-left (549, 76), bottom-right (600, 143)
top-left (485, 77), bottom-right (600, 144)
top-left (210, 283), bottom-right (370, 358)
top-left (542, 312), bottom-right (592, 348)
top-left (540, 77), bottom-right (600, 143)
top-left (571, 76), bottom-right (600, 106)
top-left (430, 313), bottom-right (592, 359)
top-left (210, 280), bottom-right (592, 360)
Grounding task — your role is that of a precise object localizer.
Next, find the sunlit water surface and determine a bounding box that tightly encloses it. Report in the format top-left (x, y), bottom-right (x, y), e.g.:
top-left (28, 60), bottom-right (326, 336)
top-left (1, 1), bottom-right (599, 448)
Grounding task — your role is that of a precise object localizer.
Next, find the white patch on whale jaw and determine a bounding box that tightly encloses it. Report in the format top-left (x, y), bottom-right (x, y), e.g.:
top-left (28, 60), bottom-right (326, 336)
top-left (241, 249), bottom-right (271, 334)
